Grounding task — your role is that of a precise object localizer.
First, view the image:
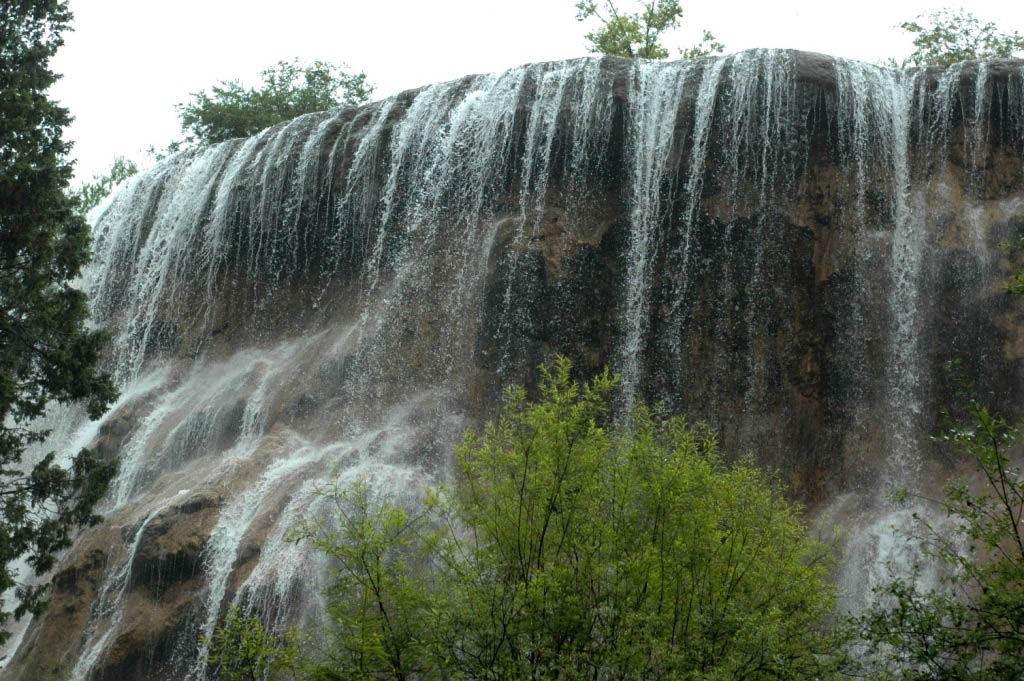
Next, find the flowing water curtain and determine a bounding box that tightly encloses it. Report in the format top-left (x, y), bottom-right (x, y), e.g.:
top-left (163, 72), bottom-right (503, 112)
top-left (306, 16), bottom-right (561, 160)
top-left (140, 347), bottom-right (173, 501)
top-left (21, 53), bottom-right (1024, 681)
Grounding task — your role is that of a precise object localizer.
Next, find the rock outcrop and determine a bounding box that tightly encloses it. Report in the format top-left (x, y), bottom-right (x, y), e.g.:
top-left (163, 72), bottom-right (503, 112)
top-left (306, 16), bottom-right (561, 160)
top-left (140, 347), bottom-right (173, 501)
top-left (3, 50), bottom-right (1024, 681)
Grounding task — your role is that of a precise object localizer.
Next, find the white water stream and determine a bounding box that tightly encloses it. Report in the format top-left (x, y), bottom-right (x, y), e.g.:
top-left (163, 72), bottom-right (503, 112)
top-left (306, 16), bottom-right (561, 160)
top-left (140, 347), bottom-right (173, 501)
top-left (6, 53), bottom-right (1024, 680)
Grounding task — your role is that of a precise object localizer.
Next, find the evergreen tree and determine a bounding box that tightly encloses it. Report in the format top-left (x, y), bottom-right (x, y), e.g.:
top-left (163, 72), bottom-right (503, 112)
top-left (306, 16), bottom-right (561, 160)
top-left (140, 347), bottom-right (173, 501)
top-left (0, 0), bottom-right (118, 642)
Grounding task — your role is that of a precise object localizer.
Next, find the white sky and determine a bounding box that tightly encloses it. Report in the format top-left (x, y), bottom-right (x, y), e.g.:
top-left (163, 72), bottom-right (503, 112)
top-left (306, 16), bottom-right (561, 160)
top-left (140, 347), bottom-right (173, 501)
top-left (51, 0), bottom-right (1024, 183)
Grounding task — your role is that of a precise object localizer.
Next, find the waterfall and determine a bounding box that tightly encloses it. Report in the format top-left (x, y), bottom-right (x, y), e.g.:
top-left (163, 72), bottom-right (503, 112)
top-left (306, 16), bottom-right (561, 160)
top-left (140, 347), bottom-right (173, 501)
top-left (618, 58), bottom-right (696, 405)
top-left (5, 51), bottom-right (1024, 681)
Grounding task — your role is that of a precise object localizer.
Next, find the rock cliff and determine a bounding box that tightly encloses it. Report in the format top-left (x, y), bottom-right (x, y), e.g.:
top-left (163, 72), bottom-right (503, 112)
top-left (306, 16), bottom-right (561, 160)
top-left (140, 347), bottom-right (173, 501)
top-left (3, 50), bottom-right (1024, 680)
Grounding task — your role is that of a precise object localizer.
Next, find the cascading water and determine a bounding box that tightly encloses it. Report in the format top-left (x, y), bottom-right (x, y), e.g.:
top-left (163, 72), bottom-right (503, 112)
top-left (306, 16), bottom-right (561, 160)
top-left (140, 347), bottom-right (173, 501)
top-left (4, 51), bottom-right (1024, 681)
top-left (827, 58), bottom-right (1024, 603)
top-left (618, 58), bottom-right (696, 405)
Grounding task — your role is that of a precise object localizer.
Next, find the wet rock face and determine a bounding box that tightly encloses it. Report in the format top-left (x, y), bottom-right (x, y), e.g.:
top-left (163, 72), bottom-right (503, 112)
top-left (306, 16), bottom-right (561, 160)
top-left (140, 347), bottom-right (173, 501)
top-left (5, 496), bottom-right (224, 681)
top-left (17, 548), bottom-right (110, 681)
top-left (128, 495), bottom-right (222, 597)
top-left (4, 51), bottom-right (1024, 681)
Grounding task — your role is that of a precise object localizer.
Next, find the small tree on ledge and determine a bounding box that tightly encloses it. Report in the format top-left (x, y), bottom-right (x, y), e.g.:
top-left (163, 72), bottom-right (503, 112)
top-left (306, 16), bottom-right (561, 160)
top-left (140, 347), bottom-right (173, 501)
top-left (897, 8), bottom-right (1024, 67)
top-left (575, 0), bottom-right (723, 60)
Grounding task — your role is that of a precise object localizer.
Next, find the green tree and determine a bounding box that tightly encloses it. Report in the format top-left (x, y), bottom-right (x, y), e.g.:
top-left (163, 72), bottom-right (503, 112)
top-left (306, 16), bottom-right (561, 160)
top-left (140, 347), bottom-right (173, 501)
top-left (853, 368), bottom-right (1024, 680)
top-left (575, 0), bottom-right (723, 60)
top-left (176, 59), bottom-right (373, 146)
top-left (281, 358), bottom-right (842, 680)
top-left (204, 606), bottom-right (301, 681)
top-left (0, 0), bottom-right (119, 642)
top-left (679, 29), bottom-right (726, 60)
top-left (71, 156), bottom-right (139, 214)
top-left (898, 8), bottom-right (1024, 67)
top-left (293, 480), bottom-right (444, 681)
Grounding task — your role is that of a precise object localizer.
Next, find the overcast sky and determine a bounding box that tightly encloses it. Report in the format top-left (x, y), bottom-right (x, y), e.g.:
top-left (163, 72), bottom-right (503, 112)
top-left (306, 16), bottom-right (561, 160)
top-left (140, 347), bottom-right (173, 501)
top-left (51, 0), bottom-right (1024, 183)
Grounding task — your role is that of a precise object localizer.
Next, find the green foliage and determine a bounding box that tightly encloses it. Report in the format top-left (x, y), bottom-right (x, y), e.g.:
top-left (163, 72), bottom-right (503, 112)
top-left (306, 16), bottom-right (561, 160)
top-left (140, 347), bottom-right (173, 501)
top-left (176, 59), bottom-right (373, 146)
top-left (679, 29), bottom-right (726, 60)
top-left (70, 156), bottom-right (139, 214)
top-left (853, 366), bottom-right (1024, 680)
top-left (204, 606), bottom-right (301, 681)
top-left (1006, 271), bottom-right (1024, 297)
top-left (1003, 234), bottom-right (1024, 296)
top-left (0, 0), bottom-right (119, 643)
top-left (291, 479), bottom-right (444, 681)
top-left (574, 0), bottom-right (723, 60)
top-left (898, 8), bottom-right (1024, 67)
top-left (274, 358), bottom-right (842, 680)
top-left (1003, 274), bottom-right (1024, 296)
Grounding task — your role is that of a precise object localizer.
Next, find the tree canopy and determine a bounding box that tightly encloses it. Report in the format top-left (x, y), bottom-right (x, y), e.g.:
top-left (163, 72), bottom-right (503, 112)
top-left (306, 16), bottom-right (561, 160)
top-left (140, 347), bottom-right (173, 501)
top-left (0, 0), bottom-right (119, 642)
top-left (574, 0), bottom-right (723, 60)
top-left (898, 8), bottom-right (1024, 67)
top-left (176, 59), bottom-right (373, 146)
top-left (209, 359), bottom-right (843, 681)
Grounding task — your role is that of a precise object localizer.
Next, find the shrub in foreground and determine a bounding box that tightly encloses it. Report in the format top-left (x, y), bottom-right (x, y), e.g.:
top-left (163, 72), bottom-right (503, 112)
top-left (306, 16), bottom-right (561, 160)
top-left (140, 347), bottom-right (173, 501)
top-left (209, 358), bottom-right (843, 680)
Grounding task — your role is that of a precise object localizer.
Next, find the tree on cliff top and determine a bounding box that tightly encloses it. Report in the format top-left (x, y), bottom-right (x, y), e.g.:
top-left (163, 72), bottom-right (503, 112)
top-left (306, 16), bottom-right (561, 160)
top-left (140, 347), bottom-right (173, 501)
top-left (898, 8), bottom-right (1024, 67)
top-left (175, 59), bottom-right (373, 146)
top-left (0, 0), bottom-right (119, 642)
top-left (575, 0), bottom-right (723, 60)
